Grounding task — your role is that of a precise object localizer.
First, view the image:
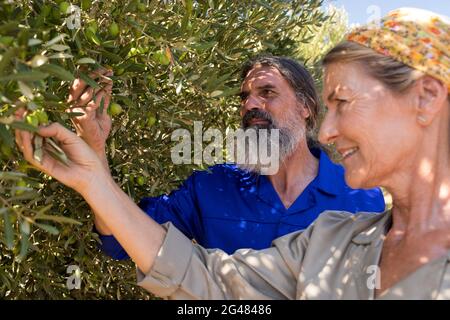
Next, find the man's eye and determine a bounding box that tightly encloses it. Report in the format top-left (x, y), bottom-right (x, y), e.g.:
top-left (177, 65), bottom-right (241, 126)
top-left (262, 89), bottom-right (274, 96)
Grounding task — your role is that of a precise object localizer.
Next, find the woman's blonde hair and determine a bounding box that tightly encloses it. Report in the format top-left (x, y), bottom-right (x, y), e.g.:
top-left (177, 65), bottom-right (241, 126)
top-left (322, 41), bottom-right (424, 93)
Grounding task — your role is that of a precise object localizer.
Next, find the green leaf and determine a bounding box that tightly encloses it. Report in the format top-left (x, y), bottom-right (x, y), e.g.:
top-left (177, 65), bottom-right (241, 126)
top-left (38, 64), bottom-right (75, 81)
top-left (0, 71), bottom-right (49, 82)
top-left (1, 209), bottom-right (14, 250)
top-left (218, 86), bottom-right (240, 97)
top-left (210, 90), bottom-right (223, 98)
top-left (0, 48), bottom-right (17, 76)
top-left (16, 230), bottom-right (30, 262)
top-left (98, 50), bottom-right (122, 63)
top-left (33, 135), bottom-right (43, 163)
top-left (20, 220), bottom-right (30, 235)
top-left (85, 28), bottom-right (101, 45)
top-left (0, 171), bottom-right (27, 180)
top-left (0, 21), bottom-right (19, 34)
top-left (9, 121), bottom-right (39, 132)
top-left (45, 137), bottom-right (70, 166)
top-left (28, 39), bottom-right (43, 46)
top-left (78, 71), bottom-right (100, 89)
top-left (36, 214), bottom-right (82, 226)
top-left (0, 123), bottom-right (14, 147)
top-left (185, 0), bottom-right (193, 16)
top-left (99, 96), bottom-right (105, 114)
top-left (115, 95), bottom-right (134, 108)
top-left (44, 34), bottom-right (68, 47)
top-left (18, 81), bottom-right (34, 99)
top-left (66, 111), bottom-right (85, 117)
top-left (34, 222), bottom-right (59, 235)
top-left (255, 0), bottom-right (272, 10)
top-left (49, 44), bottom-right (70, 51)
top-left (76, 57), bottom-right (96, 64)
top-left (191, 41), bottom-right (217, 51)
top-left (48, 53), bottom-right (74, 59)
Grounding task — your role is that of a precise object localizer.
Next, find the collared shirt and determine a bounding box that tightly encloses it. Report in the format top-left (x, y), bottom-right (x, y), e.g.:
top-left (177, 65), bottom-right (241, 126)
top-left (99, 149), bottom-right (385, 258)
top-left (137, 210), bottom-right (450, 300)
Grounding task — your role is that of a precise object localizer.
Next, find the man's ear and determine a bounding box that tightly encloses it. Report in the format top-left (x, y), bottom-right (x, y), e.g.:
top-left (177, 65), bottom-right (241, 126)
top-left (298, 102), bottom-right (310, 120)
top-left (415, 76), bottom-right (448, 126)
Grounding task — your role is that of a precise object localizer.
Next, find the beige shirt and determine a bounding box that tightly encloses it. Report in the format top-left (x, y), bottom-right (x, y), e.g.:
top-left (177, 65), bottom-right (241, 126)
top-left (137, 210), bottom-right (450, 299)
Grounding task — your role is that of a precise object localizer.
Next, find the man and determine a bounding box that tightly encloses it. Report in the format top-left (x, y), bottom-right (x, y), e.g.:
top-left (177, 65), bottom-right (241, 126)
top-left (68, 56), bottom-right (385, 257)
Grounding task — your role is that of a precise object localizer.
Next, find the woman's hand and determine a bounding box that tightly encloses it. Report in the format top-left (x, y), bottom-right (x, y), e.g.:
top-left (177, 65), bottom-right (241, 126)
top-left (15, 109), bottom-right (110, 194)
top-left (67, 68), bottom-right (113, 161)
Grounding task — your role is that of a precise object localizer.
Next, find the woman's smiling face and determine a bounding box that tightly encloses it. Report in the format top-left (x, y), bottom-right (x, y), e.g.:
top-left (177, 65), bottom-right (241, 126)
top-left (319, 61), bottom-right (421, 189)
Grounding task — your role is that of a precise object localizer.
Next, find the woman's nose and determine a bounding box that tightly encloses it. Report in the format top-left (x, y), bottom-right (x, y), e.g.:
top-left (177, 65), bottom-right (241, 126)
top-left (318, 112), bottom-right (339, 145)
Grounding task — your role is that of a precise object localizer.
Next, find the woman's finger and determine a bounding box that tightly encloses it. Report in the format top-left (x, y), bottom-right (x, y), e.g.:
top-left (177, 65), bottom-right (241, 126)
top-left (101, 90), bottom-right (111, 117)
top-left (14, 107), bottom-right (26, 119)
top-left (19, 129), bottom-right (36, 165)
top-left (14, 107), bottom-right (28, 152)
top-left (73, 87), bottom-right (94, 107)
top-left (86, 88), bottom-right (110, 111)
top-left (68, 68), bottom-right (112, 103)
top-left (14, 128), bottom-right (24, 151)
top-left (68, 78), bottom-right (88, 103)
top-left (37, 122), bottom-right (78, 145)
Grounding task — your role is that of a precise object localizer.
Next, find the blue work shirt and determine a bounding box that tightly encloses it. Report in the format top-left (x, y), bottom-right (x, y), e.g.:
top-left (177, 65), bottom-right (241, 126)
top-left (99, 149), bottom-right (385, 258)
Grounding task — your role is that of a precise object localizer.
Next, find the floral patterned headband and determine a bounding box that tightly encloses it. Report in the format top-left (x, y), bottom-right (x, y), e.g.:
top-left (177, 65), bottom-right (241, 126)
top-left (347, 7), bottom-right (450, 91)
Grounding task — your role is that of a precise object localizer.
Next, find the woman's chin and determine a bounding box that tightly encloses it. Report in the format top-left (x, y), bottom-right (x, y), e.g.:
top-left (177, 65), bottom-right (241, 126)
top-left (344, 171), bottom-right (369, 190)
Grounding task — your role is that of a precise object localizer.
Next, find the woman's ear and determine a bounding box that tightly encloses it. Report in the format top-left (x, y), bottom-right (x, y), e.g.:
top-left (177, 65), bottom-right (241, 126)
top-left (415, 76), bottom-right (448, 126)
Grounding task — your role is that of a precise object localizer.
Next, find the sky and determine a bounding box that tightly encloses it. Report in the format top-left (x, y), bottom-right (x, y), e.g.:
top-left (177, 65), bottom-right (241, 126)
top-left (323, 0), bottom-right (450, 25)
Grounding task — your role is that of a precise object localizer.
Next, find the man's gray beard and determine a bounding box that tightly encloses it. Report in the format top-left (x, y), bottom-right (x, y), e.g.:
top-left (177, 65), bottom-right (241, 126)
top-left (235, 122), bottom-right (304, 175)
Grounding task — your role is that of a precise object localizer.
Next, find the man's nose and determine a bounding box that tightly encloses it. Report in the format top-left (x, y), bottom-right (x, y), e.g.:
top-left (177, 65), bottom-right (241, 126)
top-left (241, 95), bottom-right (264, 114)
top-left (318, 112), bottom-right (339, 145)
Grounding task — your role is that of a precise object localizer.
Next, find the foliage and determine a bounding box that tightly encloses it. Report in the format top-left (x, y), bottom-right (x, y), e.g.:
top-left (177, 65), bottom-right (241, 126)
top-left (293, 3), bottom-right (348, 145)
top-left (294, 3), bottom-right (348, 64)
top-left (0, 0), bottom-right (332, 299)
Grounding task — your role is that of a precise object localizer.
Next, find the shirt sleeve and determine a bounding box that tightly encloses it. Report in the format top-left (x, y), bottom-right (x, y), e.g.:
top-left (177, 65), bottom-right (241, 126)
top-left (97, 173), bottom-right (202, 260)
top-left (136, 222), bottom-right (312, 299)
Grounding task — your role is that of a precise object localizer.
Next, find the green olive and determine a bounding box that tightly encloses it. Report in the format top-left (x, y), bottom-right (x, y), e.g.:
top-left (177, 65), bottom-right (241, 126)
top-left (109, 22), bottom-right (120, 37)
top-left (109, 103), bottom-right (123, 116)
top-left (1, 144), bottom-right (12, 157)
top-left (26, 114), bottom-right (39, 127)
top-left (81, 0), bottom-right (92, 10)
top-left (15, 179), bottom-right (27, 196)
top-left (35, 109), bottom-right (49, 124)
top-left (59, 1), bottom-right (70, 14)
top-left (137, 3), bottom-right (146, 12)
top-left (146, 115), bottom-right (156, 127)
top-left (136, 176), bottom-right (145, 186)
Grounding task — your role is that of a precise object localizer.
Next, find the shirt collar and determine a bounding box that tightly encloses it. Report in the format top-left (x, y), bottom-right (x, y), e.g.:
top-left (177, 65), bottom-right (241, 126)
top-left (252, 148), bottom-right (347, 211)
top-left (311, 148), bottom-right (347, 196)
top-left (351, 210), bottom-right (392, 245)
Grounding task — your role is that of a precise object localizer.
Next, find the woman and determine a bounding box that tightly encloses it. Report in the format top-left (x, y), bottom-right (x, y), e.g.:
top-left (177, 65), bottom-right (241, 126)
top-left (15, 7), bottom-right (450, 299)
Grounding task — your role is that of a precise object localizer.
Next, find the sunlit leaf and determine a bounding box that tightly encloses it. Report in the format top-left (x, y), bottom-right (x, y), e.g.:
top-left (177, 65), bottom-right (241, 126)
top-left (38, 64), bottom-right (75, 81)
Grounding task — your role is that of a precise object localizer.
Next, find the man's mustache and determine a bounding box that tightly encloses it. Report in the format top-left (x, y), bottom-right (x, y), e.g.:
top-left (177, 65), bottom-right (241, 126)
top-left (242, 110), bottom-right (275, 129)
